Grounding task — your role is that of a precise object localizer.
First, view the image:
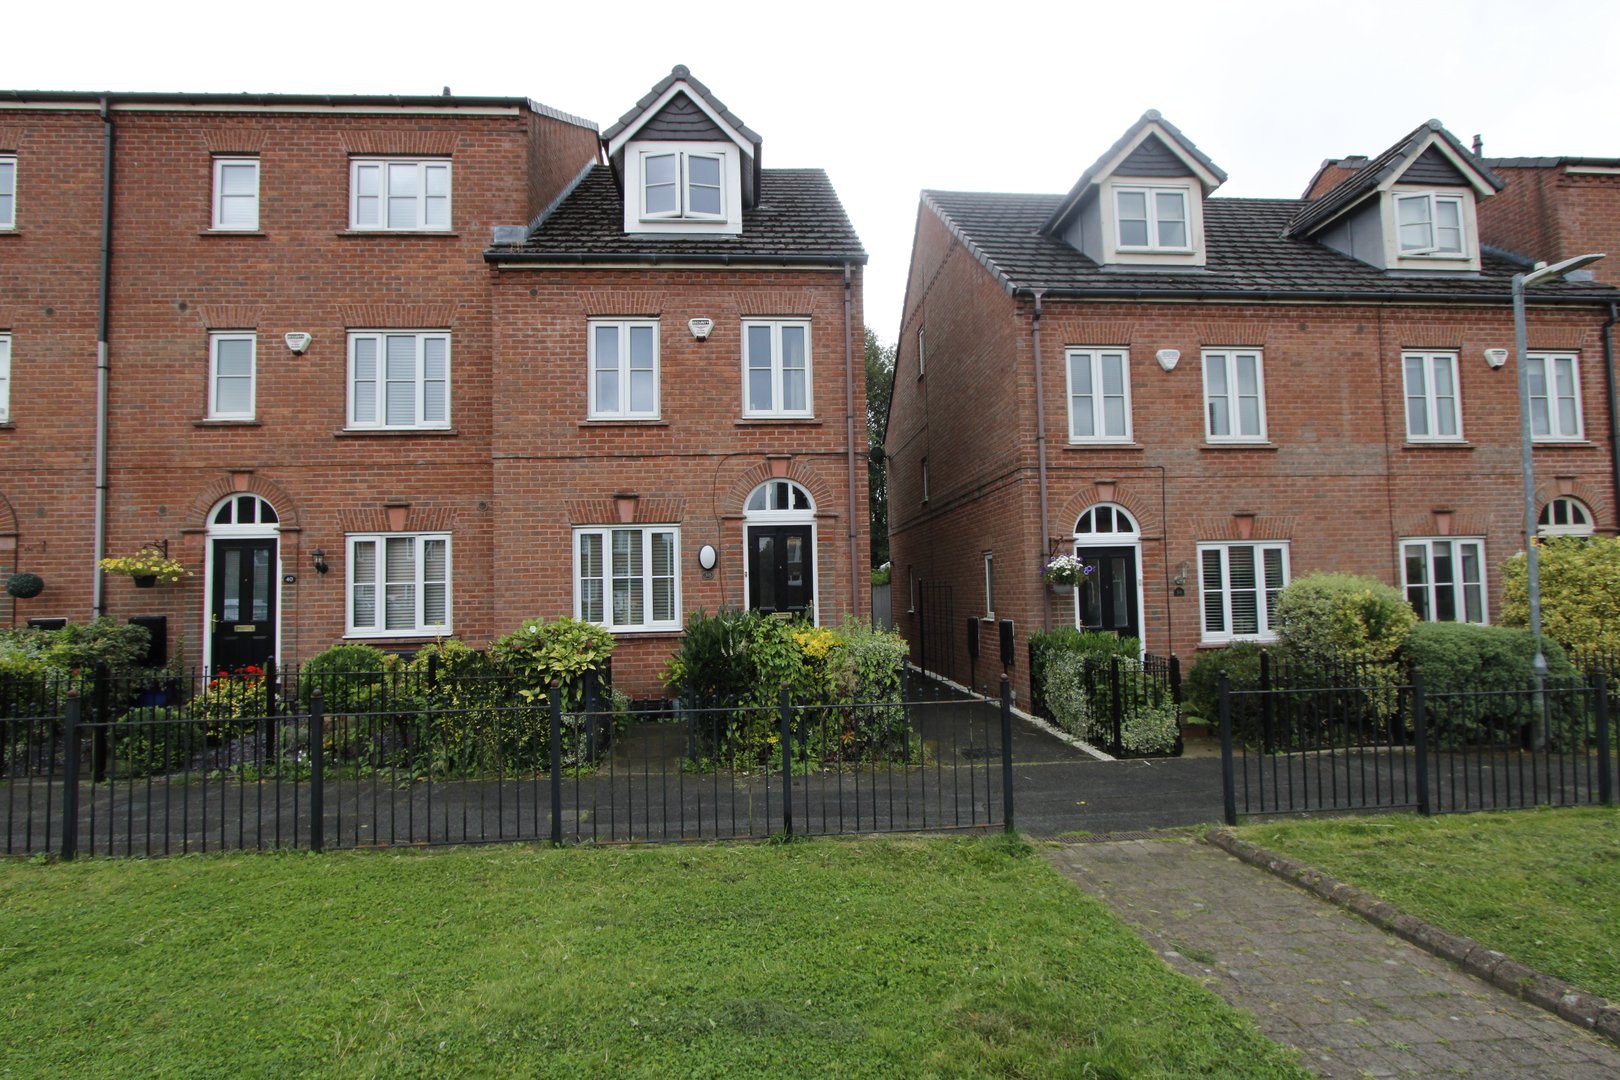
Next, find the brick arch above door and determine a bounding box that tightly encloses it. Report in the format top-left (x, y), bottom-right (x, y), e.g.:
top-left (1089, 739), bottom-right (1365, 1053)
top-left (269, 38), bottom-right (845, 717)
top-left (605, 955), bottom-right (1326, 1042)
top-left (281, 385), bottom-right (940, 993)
top-left (724, 459), bottom-right (837, 518)
top-left (185, 473), bottom-right (302, 532)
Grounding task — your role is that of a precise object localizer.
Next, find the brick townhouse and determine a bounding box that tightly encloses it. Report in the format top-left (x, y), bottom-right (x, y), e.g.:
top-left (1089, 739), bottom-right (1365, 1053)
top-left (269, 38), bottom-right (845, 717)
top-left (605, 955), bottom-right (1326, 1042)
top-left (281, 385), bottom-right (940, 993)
top-left (885, 112), bottom-right (1620, 702)
top-left (0, 66), bottom-right (869, 697)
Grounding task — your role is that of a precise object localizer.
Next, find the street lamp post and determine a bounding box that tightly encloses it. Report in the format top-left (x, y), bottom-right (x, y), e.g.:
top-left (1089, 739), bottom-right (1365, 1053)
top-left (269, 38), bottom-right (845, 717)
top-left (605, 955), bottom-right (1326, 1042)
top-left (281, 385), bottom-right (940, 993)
top-left (1512, 253), bottom-right (1605, 706)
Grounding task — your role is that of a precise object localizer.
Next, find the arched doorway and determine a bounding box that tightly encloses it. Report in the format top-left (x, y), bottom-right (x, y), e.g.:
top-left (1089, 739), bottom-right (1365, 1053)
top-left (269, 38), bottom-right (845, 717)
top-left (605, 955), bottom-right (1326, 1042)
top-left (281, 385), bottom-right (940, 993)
top-left (743, 479), bottom-right (817, 620)
top-left (1071, 503), bottom-right (1143, 644)
top-left (205, 494), bottom-right (280, 672)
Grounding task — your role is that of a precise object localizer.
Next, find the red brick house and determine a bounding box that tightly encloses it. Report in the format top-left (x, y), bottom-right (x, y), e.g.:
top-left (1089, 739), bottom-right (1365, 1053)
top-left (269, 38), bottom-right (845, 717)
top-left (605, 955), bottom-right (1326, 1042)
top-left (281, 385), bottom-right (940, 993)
top-left (885, 112), bottom-right (1619, 702)
top-left (0, 67), bottom-right (868, 696)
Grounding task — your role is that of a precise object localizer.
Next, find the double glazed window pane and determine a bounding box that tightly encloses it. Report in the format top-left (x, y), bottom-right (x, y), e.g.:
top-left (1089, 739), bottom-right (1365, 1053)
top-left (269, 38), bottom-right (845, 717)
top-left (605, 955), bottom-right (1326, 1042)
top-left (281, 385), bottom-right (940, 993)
top-left (687, 156), bottom-right (722, 216)
top-left (611, 529), bottom-right (644, 627)
top-left (1154, 191), bottom-right (1186, 247)
top-left (1529, 355), bottom-right (1579, 438)
top-left (745, 322), bottom-right (810, 415)
top-left (591, 322), bottom-right (658, 417)
top-left (350, 535), bottom-right (449, 633)
top-left (1202, 544), bottom-right (1287, 638)
top-left (747, 324), bottom-right (776, 412)
top-left (1434, 199), bottom-right (1462, 253)
top-left (353, 160), bottom-right (449, 230)
top-left (1398, 195), bottom-right (1432, 251)
top-left (781, 326), bottom-right (807, 412)
top-left (215, 161), bottom-right (258, 229)
top-left (1117, 190), bottom-right (1148, 246)
top-left (1205, 352), bottom-right (1262, 439)
top-left (385, 335), bottom-right (418, 426)
top-left (352, 333), bottom-right (448, 428)
top-left (577, 528), bottom-right (677, 629)
top-left (213, 336), bottom-right (253, 417)
top-left (645, 154), bottom-right (678, 214)
top-left (1404, 353), bottom-right (1458, 438)
top-left (1068, 351), bottom-right (1128, 439)
top-left (1404, 540), bottom-right (1483, 624)
top-left (0, 158), bottom-right (14, 228)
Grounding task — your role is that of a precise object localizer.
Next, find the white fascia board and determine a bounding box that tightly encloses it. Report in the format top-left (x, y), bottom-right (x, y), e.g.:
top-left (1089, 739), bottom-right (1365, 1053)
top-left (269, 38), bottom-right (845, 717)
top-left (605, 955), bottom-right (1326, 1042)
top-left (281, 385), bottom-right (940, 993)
top-left (605, 80), bottom-right (752, 158)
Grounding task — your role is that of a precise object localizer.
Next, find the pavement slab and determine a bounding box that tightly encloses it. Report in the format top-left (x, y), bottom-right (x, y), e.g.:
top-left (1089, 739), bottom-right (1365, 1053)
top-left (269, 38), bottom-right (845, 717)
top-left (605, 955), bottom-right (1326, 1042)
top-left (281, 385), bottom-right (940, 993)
top-left (1046, 837), bottom-right (1620, 1078)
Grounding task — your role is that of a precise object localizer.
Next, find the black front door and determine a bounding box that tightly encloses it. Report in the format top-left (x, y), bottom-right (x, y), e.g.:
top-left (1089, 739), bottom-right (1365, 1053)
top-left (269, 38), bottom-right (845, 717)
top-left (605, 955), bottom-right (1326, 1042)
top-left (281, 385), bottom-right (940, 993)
top-left (748, 525), bottom-right (813, 617)
top-left (211, 539), bottom-right (276, 672)
top-left (1074, 546), bottom-right (1139, 642)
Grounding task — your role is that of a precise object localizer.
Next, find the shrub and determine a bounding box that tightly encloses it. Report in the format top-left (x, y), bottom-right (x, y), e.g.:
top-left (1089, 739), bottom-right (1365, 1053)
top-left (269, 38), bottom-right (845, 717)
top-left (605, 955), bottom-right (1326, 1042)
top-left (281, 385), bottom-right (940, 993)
top-left (1042, 647), bottom-right (1178, 756)
top-left (1028, 626), bottom-right (1139, 719)
top-left (490, 617), bottom-right (615, 711)
top-left (1275, 572), bottom-right (1416, 671)
top-left (1184, 643), bottom-right (1267, 729)
top-left (1500, 536), bottom-right (1620, 657)
top-left (196, 664), bottom-right (273, 740)
top-left (296, 643), bottom-right (393, 714)
top-left (404, 639), bottom-right (550, 773)
top-left (1406, 621), bottom-right (1583, 749)
top-left (0, 618), bottom-right (154, 680)
top-left (113, 705), bottom-right (203, 776)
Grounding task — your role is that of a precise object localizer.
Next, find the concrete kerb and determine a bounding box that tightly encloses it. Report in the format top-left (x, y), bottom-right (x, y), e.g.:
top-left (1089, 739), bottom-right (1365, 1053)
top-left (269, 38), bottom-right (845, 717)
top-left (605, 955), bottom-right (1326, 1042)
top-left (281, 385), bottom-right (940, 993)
top-left (906, 664), bottom-right (1114, 762)
top-left (1205, 827), bottom-right (1620, 1049)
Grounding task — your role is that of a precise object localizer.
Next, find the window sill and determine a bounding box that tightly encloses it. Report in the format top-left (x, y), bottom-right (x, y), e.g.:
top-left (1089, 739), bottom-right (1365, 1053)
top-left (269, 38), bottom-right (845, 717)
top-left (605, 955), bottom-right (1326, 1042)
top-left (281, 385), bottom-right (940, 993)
top-left (200, 229), bottom-right (266, 237)
top-left (1197, 637), bottom-right (1279, 650)
top-left (1532, 439), bottom-right (1596, 448)
top-left (581, 418), bottom-right (669, 427)
top-left (1200, 441), bottom-right (1277, 451)
top-left (194, 419), bottom-right (261, 427)
top-left (336, 230), bottom-right (458, 238)
top-left (736, 417), bottom-right (821, 427)
top-left (603, 627), bottom-right (684, 638)
top-left (344, 631), bottom-right (453, 642)
top-left (1065, 440), bottom-right (1142, 450)
top-left (0, 421), bottom-right (13, 429)
top-left (1401, 440), bottom-right (1472, 450)
top-left (334, 427), bottom-right (460, 437)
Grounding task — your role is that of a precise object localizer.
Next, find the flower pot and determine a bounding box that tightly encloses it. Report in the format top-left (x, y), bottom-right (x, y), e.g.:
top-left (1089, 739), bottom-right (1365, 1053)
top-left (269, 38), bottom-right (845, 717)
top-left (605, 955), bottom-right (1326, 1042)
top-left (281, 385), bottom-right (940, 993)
top-left (1049, 582), bottom-right (1074, 596)
top-left (133, 574), bottom-right (157, 589)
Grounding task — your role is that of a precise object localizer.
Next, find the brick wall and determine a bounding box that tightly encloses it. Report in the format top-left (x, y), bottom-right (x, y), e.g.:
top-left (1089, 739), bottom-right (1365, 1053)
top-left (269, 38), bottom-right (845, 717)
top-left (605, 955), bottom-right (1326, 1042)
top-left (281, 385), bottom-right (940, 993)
top-left (1480, 164), bottom-right (1620, 288)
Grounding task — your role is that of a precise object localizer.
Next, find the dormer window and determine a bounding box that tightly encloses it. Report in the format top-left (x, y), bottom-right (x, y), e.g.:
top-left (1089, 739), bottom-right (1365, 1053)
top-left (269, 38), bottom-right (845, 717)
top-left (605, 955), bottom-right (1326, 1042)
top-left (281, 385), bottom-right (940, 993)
top-left (1116, 186), bottom-right (1189, 250)
top-left (642, 150), bottom-right (724, 220)
top-left (1395, 192), bottom-right (1465, 256)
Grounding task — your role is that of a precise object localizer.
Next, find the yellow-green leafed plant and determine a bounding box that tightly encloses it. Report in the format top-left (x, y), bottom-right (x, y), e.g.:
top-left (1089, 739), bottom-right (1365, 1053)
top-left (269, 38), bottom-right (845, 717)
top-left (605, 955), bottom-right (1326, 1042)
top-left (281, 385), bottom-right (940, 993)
top-left (1500, 535), bottom-right (1620, 655)
top-left (99, 546), bottom-right (190, 584)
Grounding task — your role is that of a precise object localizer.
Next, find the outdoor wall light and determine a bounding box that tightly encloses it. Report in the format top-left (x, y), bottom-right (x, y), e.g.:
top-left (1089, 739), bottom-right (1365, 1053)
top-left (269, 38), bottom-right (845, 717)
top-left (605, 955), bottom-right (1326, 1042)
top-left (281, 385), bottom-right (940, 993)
top-left (697, 544), bottom-right (718, 571)
top-left (1484, 348), bottom-right (1509, 369)
top-left (312, 548), bottom-right (329, 575)
top-left (1155, 349), bottom-right (1180, 372)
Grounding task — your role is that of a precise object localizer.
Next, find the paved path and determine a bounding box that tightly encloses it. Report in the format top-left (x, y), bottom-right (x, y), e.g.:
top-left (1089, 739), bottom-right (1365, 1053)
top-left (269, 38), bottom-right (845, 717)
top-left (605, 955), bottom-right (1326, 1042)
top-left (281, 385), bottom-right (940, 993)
top-left (1047, 837), bottom-right (1620, 1079)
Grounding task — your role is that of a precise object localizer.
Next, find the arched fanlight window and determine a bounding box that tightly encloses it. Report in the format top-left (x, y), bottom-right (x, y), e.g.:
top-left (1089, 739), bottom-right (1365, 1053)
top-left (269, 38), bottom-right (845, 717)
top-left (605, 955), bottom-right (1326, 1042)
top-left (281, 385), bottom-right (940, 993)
top-left (210, 494), bottom-right (279, 529)
top-left (745, 479), bottom-right (813, 515)
top-left (1074, 503), bottom-right (1139, 539)
top-left (1538, 496), bottom-right (1594, 537)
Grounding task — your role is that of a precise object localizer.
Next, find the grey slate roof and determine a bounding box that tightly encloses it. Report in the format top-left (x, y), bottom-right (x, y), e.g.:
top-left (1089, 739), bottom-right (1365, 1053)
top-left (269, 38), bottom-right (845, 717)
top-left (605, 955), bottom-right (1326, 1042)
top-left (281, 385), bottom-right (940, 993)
top-left (487, 165), bottom-right (865, 263)
top-left (601, 65), bottom-right (761, 151)
top-left (1043, 110), bottom-right (1226, 234)
top-left (924, 190), bottom-right (1614, 302)
top-left (1283, 120), bottom-right (1503, 238)
top-left (1486, 156), bottom-right (1620, 169)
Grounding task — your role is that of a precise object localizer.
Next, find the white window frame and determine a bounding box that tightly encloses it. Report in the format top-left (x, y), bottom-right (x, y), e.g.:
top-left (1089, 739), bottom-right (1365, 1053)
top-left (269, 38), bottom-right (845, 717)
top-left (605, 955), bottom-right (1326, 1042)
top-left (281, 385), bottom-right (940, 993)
top-left (0, 155), bottom-right (15, 230)
top-left (983, 551), bottom-right (995, 620)
top-left (588, 319), bottom-right (660, 420)
top-left (741, 319), bottom-right (812, 418)
top-left (1401, 537), bottom-right (1487, 624)
top-left (1528, 352), bottom-right (1583, 442)
top-left (211, 157), bottom-right (259, 231)
top-left (639, 149), bottom-right (725, 222)
top-left (349, 158), bottom-right (451, 232)
top-left (1066, 347), bottom-right (1132, 442)
top-left (207, 331), bottom-right (256, 420)
top-left (1198, 542), bottom-right (1290, 644)
top-left (0, 334), bottom-right (10, 423)
top-left (1202, 349), bottom-right (1267, 442)
top-left (1394, 191), bottom-right (1466, 256)
top-left (1402, 351), bottom-right (1463, 442)
top-left (1113, 185), bottom-right (1192, 252)
top-left (345, 533), bottom-right (452, 638)
top-left (921, 458), bottom-right (930, 504)
top-left (573, 525), bottom-right (681, 633)
top-left (347, 331), bottom-right (451, 431)
top-left (1539, 496), bottom-right (1595, 537)
top-left (917, 326), bottom-right (926, 378)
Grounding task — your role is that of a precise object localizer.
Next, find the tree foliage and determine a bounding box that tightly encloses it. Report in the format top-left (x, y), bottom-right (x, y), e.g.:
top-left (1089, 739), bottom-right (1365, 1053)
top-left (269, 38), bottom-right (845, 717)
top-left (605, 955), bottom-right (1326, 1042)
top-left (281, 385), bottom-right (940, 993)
top-left (1499, 536), bottom-right (1620, 656)
top-left (864, 326), bottom-right (896, 567)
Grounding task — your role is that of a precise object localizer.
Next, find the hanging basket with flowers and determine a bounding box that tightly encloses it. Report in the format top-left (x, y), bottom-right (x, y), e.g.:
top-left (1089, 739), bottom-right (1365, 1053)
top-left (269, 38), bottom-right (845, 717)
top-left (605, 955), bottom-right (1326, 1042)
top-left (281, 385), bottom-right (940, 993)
top-left (100, 546), bottom-right (190, 587)
top-left (1042, 554), bottom-right (1092, 595)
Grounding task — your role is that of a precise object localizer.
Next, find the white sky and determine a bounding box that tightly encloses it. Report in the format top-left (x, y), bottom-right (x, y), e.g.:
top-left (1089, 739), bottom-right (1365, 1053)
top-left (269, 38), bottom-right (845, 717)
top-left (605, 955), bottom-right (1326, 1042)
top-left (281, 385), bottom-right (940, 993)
top-left (13, 0), bottom-right (1618, 344)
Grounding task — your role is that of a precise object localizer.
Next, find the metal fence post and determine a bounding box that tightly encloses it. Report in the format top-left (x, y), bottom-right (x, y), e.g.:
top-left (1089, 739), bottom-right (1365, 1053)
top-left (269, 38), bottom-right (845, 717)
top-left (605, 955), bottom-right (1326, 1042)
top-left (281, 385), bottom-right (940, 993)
top-left (584, 670), bottom-right (599, 762)
top-left (61, 693), bottom-right (82, 861)
top-left (1219, 672), bottom-right (1237, 826)
top-left (263, 656), bottom-right (280, 760)
top-left (1000, 675), bottom-right (1015, 834)
top-left (1169, 654), bottom-right (1182, 705)
top-left (1412, 666), bottom-right (1431, 815)
top-left (549, 684), bottom-right (564, 845)
top-left (779, 685), bottom-right (794, 839)
top-left (1595, 673), bottom-right (1612, 807)
top-left (1109, 655), bottom-right (1123, 757)
top-left (1259, 649), bottom-right (1274, 754)
top-left (309, 689), bottom-right (325, 853)
top-left (91, 661), bottom-right (110, 783)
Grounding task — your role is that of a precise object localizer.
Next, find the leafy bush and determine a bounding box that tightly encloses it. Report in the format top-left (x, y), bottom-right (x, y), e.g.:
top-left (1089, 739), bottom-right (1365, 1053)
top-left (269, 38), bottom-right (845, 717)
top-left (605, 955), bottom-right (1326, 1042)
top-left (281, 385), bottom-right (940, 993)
top-left (403, 639), bottom-right (551, 774)
top-left (1274, 572), bottom-right (1416, 671)
top-left (1184, 642), bottom-right (1267, 729)
top-left (0, 618), bottom-right (154, 680)
top-left (113, 706), bottom-right (203, 776)
top-left (1406, 621), bottom-right (1583, 749)
top-left (1500, 536), bottom-right (1620, 657)
top-left (664, 612), bottom-right (909, 766)
top-left (490, 617), bottom-right (615, 712)
top-left (1028, 626), bottom-right (1139, 720)
top-left (1036, 637), bottom-right (1179, 757)
top-left (196, 664), bottom-right (273, 740)
top-left (296, 643), bottom-right (393, 714)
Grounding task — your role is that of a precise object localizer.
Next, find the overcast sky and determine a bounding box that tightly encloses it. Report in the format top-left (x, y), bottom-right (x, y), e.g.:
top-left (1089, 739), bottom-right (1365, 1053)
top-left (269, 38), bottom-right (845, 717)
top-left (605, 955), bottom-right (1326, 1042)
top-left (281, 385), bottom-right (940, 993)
top-left (12, 0), bottom-right (1618, 343)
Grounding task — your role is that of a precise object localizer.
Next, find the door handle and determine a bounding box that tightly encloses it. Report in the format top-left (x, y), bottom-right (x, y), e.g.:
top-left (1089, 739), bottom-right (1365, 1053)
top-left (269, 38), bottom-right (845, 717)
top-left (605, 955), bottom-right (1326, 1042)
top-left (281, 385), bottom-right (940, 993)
top-left (211, 613), bottom-right (220, 631)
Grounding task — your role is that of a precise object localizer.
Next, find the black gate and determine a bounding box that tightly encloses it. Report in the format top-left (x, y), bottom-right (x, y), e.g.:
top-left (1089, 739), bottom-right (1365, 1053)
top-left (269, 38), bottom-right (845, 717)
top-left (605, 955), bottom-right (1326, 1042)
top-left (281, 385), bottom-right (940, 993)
top-left (916, 582), bottom-right (956, 683)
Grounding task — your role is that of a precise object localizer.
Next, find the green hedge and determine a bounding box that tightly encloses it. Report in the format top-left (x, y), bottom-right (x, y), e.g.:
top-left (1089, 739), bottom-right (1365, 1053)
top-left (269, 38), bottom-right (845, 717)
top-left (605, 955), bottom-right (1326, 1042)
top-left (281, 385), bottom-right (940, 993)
top-left (1406, 622), bottom-right (1583, 749)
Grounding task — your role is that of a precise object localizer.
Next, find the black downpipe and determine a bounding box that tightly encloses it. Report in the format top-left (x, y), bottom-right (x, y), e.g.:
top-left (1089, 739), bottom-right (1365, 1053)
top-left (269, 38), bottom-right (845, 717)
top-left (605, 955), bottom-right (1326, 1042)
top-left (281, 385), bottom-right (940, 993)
top-left (1605, 302), bottom-right (1619, 534)
top-left (92, 97), bottom-right (115, 617)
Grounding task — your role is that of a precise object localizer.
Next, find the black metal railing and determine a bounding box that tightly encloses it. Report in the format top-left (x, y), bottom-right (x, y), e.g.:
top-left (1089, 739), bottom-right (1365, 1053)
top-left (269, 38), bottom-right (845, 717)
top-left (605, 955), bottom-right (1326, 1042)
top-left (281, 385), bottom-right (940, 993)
top-left (3, 668), bottom-right (1016, 859)
top-left (1219, 666), bottom-right (1616, 823)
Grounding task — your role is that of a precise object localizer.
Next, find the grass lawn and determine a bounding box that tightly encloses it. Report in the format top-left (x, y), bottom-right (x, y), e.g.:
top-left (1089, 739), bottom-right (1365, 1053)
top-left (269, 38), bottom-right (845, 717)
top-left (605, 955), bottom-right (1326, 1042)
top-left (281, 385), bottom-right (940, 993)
top-left (1238, 807), bottom-right (1620, 1001)
top-left (0, 836), bottom-right (1305, 1078)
